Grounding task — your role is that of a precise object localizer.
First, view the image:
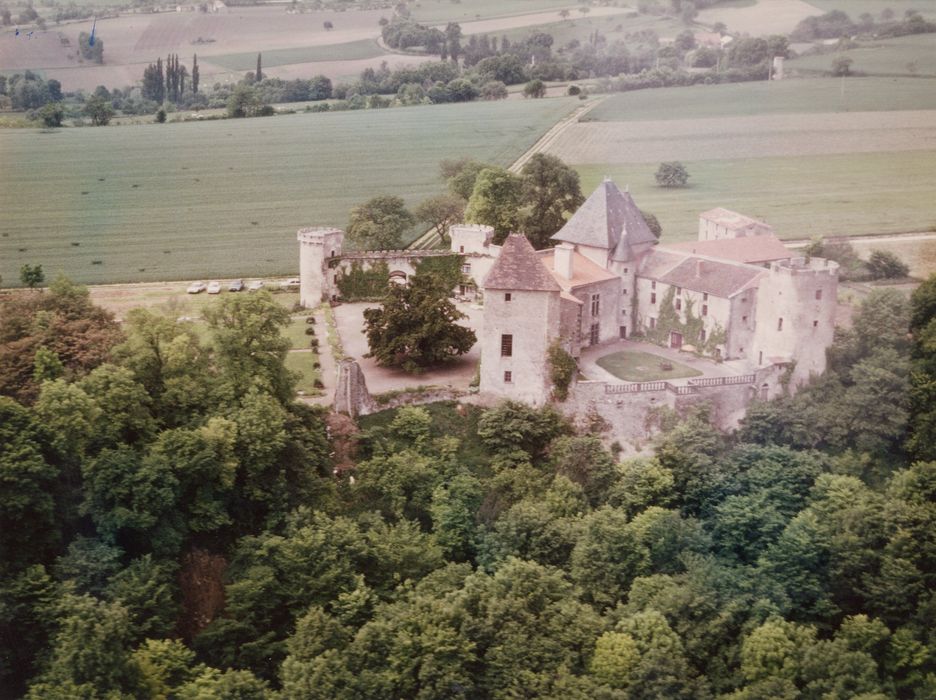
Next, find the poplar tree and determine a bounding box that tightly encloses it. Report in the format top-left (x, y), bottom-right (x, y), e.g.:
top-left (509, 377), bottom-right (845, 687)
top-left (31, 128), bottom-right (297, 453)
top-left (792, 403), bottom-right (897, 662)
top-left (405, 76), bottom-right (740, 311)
top-left (256, 53), bottom-right (262, 82)
top-left (192, 53), bottom-right (199, 94)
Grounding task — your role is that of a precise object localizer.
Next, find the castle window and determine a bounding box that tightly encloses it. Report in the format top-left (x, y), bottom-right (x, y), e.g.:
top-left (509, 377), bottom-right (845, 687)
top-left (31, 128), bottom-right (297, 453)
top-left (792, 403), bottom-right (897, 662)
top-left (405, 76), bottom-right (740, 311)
top-left (777, 318), bottom-right (784, 331)
top-left (651, 293), bottom-right (657, 305)
top-left (675, 298), bottom-right (682, 311)
top-left (591, 294), bottom-right (600, 315)
top-left (703, 292), bottom-right (708, 301)
top-left (700, 329), bottom-right (706, 342)
top-left (459, 245), bottom-right (465, 253)
top-left (651, 280), bottom-right (657, 290)
top-left (813, 320), bottom-right (819, 328)
top-left (815, 289), bottom-right (822, 300)
top-left (742, 315), bottom-right (748, 323)
top-left (504, 371), bottom-right (512, 383)
top-left (624, 268), bottom-right (629, 274)
top-left (501, 334), bottom-right (513, 357)
top-left (331, 250), bottom-right (336, 258)
top-left (676, 287), bottom-right (682, 296)
top-left (505, 293), bottom-right (512, 302)
top-left (702, 304), bottom-right (708, 316)
top-left (461, 263), bottom-right (471, 274)
top-left (621, 309), bottom-right (626, 316)
top-left (589, 323), bottom-right (600, 345)
top-left (759, 351), bottom-right (763, 365)
top-left (649, 317), bottom-right (657, 329)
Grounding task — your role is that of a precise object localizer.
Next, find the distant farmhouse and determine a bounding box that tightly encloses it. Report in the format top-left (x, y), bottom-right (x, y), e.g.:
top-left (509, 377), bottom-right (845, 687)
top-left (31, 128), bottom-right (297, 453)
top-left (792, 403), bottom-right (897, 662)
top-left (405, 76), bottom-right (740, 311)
top-left (299, 179), bottom-right (838, 426)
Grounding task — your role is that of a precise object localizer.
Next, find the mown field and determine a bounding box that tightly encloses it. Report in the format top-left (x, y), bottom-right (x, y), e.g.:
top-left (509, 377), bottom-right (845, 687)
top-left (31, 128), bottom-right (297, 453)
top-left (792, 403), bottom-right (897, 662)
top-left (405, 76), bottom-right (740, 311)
top-left (788, 34), bottom-right (936, 77)
top-left (583, 77), bottom-right (936, 121)
top-left (576, 150), bottom-right (936, 243)
top-left (0, 97), bottom-right (578, 286)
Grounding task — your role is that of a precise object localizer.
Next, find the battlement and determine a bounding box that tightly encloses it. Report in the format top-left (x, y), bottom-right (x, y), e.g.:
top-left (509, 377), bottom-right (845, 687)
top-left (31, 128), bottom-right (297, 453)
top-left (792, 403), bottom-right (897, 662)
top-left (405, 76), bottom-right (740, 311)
top-left (339, 249), bottom-right (452, 260)
top-left (298, 227), bottom-right (344, 243)
top-left (770, 256), bottom-right (839, 276)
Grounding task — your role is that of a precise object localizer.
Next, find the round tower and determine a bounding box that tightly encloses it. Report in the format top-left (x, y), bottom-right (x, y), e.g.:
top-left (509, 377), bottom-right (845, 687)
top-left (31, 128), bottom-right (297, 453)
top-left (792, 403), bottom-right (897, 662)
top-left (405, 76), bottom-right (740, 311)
top-left (298, 227), bottom-right (344, 308)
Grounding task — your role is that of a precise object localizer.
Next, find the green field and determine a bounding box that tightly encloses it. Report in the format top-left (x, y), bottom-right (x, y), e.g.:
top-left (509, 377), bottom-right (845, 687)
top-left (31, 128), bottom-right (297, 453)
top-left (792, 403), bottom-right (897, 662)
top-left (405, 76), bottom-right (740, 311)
top-left (788, 34), bottom-right (936, 78)
top-left (577, 150), bottom-right (936, 242)
top-left (583, 77), bottom-right (936, 122)
top-left (409, 0), bottom-right (573, 24)
top-left (208, 39), bottom-right (386, 71)
top-left (806, 1), bottom-right (936, 19)
top-left (596, 350), bottom-right (703, 382)
top-left (0, 97), bottom-right (577, 286)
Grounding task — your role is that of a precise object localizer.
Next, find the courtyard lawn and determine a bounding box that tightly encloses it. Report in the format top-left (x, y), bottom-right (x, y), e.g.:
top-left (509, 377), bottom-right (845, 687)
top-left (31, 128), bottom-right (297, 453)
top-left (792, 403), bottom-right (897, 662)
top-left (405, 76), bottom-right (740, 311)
top-left (597, 350), bottom-right (703, 382)
top-left (0, 97), bottom-right (578, 286)
top-left (285, 351), bottom-right (322, 395)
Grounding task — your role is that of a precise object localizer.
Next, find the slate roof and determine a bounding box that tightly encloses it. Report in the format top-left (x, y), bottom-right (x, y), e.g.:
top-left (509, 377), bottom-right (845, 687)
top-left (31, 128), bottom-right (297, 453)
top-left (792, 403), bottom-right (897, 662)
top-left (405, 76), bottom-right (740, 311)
top-left (484, 234), bottom-right (561, 292)
top-left (661, 234), bottom-right (791, 265)
top-left (551, 179), bottom-right (657, 261)
top-left (657, 256), bottom-right (766, 298)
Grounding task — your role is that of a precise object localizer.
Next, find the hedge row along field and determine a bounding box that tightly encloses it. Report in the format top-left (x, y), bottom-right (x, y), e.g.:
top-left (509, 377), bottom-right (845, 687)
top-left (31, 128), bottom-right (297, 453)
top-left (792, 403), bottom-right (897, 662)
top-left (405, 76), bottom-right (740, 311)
top-left (0, 97), bottom-right (578, 286)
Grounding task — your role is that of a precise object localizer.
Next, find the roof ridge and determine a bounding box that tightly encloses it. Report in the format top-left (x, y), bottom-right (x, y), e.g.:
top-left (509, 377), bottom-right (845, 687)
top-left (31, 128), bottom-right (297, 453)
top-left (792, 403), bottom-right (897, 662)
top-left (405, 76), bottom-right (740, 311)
top-left (483, 234), bottom-right (561, 292)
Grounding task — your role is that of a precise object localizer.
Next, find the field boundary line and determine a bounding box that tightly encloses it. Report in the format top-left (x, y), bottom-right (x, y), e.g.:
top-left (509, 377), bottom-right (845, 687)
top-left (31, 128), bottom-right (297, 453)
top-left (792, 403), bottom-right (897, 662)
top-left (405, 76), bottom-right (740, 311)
top-left (408, 95), bottom-right (607, 250)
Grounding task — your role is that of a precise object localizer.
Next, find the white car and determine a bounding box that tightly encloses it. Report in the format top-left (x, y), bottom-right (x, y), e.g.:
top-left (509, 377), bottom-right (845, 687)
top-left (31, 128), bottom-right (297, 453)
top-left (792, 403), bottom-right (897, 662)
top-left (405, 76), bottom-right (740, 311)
top-left (280, 277), bottom-right (301, 289)
top-left (247, 280), bottom-right (265, 292)
top-left (187, 281), bottom-right (207, 294)
top-left (207, 281), bottom-right (222, 294)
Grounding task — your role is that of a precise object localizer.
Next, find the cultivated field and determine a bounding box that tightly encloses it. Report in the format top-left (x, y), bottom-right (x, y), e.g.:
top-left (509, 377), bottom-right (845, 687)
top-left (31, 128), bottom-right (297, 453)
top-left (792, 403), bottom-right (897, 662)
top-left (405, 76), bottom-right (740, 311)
top-left (491, 11), bottom-right (684, 47)
top-left (574, 150), bottom-right (936, 243)
top-left (408, 0), bottom-right (576, 24)
top-left (806, 1), bottom-right (936, 19)
top-left (788, 34), bottom-right (936, 77)
top-left (0, 97), bottom-right (578, 285)
top-left (547, 109), bottom-right (936, 164)
top-left (695, 0), bottom-right (819, 36)
top-left (582, 77), bottom-right (936, 121)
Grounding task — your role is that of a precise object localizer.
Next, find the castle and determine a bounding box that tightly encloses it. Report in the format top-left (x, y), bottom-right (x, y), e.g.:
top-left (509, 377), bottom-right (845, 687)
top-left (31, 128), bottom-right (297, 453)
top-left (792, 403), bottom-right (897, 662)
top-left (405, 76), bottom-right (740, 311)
top-left (299, 179), bottom-right (839, 412)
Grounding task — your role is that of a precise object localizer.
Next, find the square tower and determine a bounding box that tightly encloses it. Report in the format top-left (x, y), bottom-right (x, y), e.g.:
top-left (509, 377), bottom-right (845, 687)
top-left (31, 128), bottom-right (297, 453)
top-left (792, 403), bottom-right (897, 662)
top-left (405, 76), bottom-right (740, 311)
top-left (298, 227), bottom-right (344, 307)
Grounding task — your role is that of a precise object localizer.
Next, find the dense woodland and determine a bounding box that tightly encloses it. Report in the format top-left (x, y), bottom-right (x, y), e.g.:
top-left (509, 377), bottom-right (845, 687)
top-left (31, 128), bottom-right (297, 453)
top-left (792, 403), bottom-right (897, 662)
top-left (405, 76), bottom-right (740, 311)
top-left (1, 271), bottom-right (935, 698)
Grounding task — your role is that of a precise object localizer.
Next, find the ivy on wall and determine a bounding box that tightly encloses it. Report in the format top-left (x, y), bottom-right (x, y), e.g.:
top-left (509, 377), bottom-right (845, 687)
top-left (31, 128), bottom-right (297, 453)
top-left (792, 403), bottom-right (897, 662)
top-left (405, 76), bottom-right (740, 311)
top-left (548, 341), bottom-right (577, 402)
top-left (644, 287), bottom-right (726, 358)
top-left (336, 261), bottom-right (390, 301)
top-left (415, 254), bottom-right (466, 291)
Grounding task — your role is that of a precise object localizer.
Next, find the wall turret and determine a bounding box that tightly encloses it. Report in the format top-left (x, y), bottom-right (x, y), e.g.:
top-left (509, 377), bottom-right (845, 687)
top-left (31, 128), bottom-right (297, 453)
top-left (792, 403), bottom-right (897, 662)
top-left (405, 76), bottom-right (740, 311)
top-left (298, 227), bottom-right (344, 308)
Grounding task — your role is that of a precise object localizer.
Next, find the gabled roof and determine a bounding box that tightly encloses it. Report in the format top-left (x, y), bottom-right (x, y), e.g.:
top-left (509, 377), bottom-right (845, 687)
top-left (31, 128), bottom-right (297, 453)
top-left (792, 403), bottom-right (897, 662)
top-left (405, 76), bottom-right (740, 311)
top-left (657, 256), bottom-right (765, 298)
top-left (661, 234), bottom-right (791, 265)
top-left (484, 234), bottom-right (561, 292)
top-left (551, 179), bottom-right (657, 261)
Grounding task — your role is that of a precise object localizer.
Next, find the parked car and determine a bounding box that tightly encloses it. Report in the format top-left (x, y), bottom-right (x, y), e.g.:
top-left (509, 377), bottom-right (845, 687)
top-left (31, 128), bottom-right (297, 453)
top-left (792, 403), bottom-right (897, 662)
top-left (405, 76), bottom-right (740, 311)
top-left (207, 281), bottom-right (222, 294)
top-left (228, 279), bottom-right (245, 292)
top-left (247, 280), bottom-right (264, 292)
top-left (280, 277), bottom-right (301, 289)
top-left (187, 281), bottom-right (207, 294)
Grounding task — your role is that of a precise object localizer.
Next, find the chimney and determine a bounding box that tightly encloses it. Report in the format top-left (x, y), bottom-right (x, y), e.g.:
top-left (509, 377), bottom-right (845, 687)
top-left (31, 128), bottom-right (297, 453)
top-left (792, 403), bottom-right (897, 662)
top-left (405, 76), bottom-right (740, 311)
top-left (555, 243), bottom-right (575, 280)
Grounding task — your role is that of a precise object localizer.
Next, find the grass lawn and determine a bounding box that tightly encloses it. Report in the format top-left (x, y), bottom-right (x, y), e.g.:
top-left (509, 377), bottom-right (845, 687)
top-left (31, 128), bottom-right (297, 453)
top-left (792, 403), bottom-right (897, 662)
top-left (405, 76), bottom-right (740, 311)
top-left (208, 38), bottom-right (386, 71)
top-left (787, 34), bottom-right (936, 78)
top-left (0, 97), bottom-right (578, 286)
top-left (597, 350), bottom-right (703, 382)
top-left (285, 351), bottom-right (322, 395)
top-left (576, 150), bottom-right (936, 242)
top-left (583, 77), bottom-right (936, 122)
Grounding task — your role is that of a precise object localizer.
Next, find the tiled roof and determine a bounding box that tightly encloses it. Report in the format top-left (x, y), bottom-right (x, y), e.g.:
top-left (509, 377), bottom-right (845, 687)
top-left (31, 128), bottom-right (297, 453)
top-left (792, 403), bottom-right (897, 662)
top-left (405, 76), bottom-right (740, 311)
top-left (537, 249), bottom-right (619, 290)
top-left (661, 234), bottom-right (791, 264)
top-left (657, 257), bottom-right (765, 298)
top-left (484, 234), bottom-right (561, 292)
top-left (637, 249), bottom-right (685, 280)
top-left (551, 179), bottom-right (657, 260)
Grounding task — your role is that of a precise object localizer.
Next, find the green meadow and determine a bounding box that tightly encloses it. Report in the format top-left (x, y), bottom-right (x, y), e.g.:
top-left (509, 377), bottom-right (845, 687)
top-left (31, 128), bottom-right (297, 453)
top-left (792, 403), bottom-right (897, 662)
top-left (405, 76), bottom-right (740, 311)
top-left (577, 150), bottom-right (936, 243)
top-left (0, 97), bottom-right (578, 286)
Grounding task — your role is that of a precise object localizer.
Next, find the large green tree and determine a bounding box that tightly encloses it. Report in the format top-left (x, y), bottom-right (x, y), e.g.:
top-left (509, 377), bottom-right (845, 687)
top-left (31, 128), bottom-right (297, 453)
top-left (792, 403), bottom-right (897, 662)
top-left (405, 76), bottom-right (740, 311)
top-left (464, 167), bottom-right (524, 243)
top-left (347, 195), bottom-right (415, 250)
top-left (363, 271), bottom-right (476, 373)
top-left (519, 153), bottom-right (585, 249)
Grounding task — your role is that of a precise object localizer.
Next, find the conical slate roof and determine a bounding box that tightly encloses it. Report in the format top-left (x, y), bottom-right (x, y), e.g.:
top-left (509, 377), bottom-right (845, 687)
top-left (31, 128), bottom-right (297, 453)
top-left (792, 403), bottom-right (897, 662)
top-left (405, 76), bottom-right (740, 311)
top-left (551, 178), bottom-right (657, 261)
top-left (484, 234), bottom-right (561, 292)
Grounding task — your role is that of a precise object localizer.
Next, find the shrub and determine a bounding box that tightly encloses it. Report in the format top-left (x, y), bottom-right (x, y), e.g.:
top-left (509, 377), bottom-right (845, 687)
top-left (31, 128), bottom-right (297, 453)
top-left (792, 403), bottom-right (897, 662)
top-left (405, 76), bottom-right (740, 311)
top-left (867, 249), bottom-right (910, 280)
top-left (548, 342), bottom-right (577, 402)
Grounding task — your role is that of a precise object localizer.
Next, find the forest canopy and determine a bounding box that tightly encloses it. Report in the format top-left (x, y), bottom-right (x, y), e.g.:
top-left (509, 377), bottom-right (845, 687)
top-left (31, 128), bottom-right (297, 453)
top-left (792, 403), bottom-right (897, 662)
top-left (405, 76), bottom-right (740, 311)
top-left (1, 277), bottom-right (935, 699)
